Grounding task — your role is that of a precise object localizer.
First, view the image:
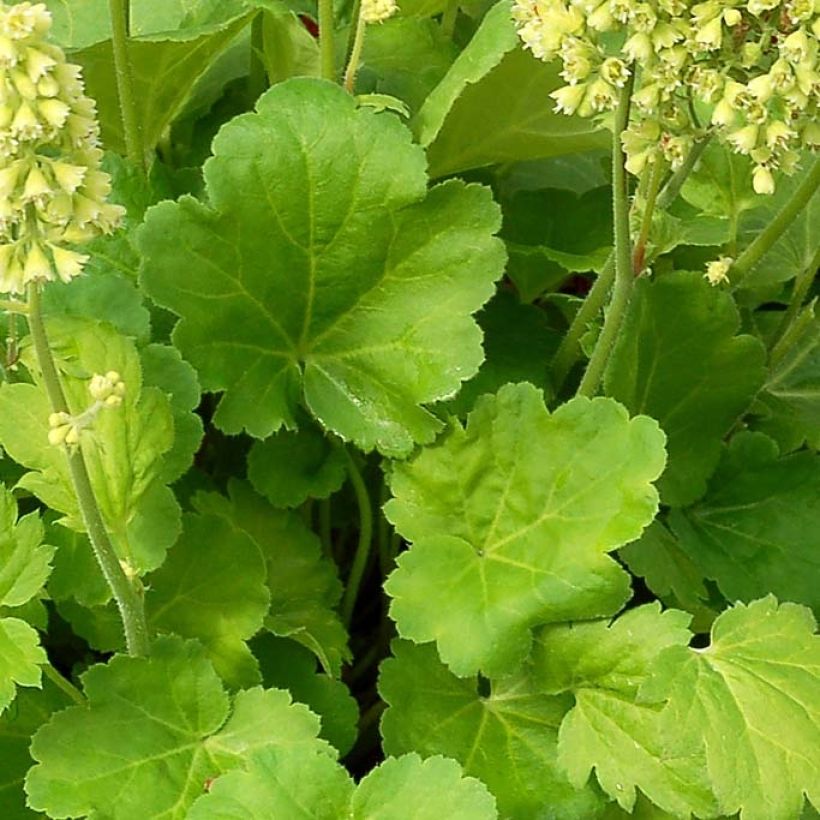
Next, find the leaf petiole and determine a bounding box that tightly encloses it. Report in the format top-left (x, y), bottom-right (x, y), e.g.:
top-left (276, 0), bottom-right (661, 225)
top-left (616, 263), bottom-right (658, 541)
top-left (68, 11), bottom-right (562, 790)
top-left (340, 447), bottom-right (373, 627)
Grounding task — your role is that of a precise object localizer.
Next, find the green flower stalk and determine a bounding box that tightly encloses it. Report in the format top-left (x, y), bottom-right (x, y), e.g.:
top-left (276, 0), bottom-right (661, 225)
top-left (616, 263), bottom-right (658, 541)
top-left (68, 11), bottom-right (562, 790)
top-left (0, 1), bottom-right (124, 295)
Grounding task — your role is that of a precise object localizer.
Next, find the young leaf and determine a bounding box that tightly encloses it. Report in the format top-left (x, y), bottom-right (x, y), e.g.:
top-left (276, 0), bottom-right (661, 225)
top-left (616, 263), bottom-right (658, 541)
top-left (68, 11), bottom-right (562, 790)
top-left (644, 597), bottom-right (820, 820)
top-left (352, 753), bottom-right (497, 818)
top-left (667, 432), bottom-right (820, 614)
top-left (25, 637), bottom-right (335, 820)
top-left (188, 747), bottom-right (497, 819)
top-left (146, 512), bottom-right (271, 687)
top-left (0, 318), bottom-right (180, 573)
top-left (379, 640), bottom-right (604, 819)
top-left (194, 481), bottom-right (350, 676)
top-left (532, 605), bottom-right (718, 817)
top-left (187, 747), bottom-right (354, 819)
top-left (384, 382), bottom-right (665, 677)
top-left (0, 488), bottom-right (53, 713)
top-left (0, 620), bottom-right (47, 715)
top-left (139, 78), bottom-right (505, 455)
top-left (605, 271), bottom-right (766, 507)
top-left (0, 489), bottom-right (54, 610)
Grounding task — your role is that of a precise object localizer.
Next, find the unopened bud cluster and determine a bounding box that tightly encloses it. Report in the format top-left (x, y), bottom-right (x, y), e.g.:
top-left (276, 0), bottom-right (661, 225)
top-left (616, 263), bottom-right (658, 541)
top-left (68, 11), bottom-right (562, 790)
top-left (47, 370), bottom-right (124, 447)
top-left (361, 0), bottom-right (399, 23)
top-left (513, 0), bottom-right (820, 193)
top-left (0, 2), bottom-right (124, 295)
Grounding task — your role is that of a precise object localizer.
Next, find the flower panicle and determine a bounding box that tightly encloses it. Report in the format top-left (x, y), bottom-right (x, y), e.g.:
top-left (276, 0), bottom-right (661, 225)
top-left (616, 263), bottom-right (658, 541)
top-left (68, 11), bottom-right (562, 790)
top-left (0, 2), bottom-right (125, 295)
top-left (512, 0), bottom-right (820, 194)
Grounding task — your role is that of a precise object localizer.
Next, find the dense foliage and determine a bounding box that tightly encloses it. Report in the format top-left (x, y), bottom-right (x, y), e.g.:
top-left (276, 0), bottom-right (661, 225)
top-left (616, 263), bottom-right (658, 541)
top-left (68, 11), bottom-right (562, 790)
top-left (0, 0), bottom-right (818, 817)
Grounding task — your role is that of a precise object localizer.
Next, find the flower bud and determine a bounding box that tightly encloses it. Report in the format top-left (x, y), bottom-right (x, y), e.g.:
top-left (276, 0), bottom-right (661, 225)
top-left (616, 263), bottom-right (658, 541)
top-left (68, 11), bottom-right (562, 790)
top-left (360, 0), bottom-right (399, 23)
top-left (752, 165), bottom-right (775, 194)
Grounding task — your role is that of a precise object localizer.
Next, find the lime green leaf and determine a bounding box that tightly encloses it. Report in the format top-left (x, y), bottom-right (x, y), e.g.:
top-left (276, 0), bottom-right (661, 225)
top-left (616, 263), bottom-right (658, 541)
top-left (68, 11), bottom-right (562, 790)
top-left (359, 18), bottom-right (457, 111)
top-left (605, 271), bottom-right (766, 507)
top-left (146, 513), bottom-right (270, 687)
top-left (248, 421), bottom-right (347, 508)
top-left (189, 747), bottom-right (497, 819)
top-left (644, 597), bottom-right (820, 820)
top-left (187, 747), bottom-right (353, 819)
top-left (194, 481), bottom-right (350, 676)
top-left (139, 79), bottom-right (504, 456)
top-left (385, 383), bottom-right (664, 677)
top-left (751, 312), bottom-right (820, 452)
top-left (254, 634), bottom-right (358, 755)
top-left (140, 344), bottom-right (204, 484)
top-left (0, 679), bottom-right (72, 819)
top-left (379, 640), bottom-right (604, 818)
top-left (533, 605), bottom-right (717, 817)
top-left (444, 291), bottom-right (558, 416)
top-left (412, 0), bottom-right (518, 147)
top-left (0, 319), bottom-right (180, 574)
top-left (352, 753), bottom-right (497, 818)
top-left (0, 488), bottom-right (54, 609)
top-left (668, 432), bottom-right (820, 614)
top-left (25, 637), bottom-right (334, 820)
top-left (425, 48), bottom-right (608, 179)
top-left (0, 620), bottom-right (46, 715)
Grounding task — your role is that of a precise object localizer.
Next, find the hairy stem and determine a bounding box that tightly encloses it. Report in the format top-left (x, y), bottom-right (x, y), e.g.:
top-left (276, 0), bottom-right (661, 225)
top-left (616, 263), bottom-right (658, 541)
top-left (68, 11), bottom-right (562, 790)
top-left (318, 0), bottom-right (336, 82)
top-left (44, 664), bottom-right (85, 705)
top-left (27, 283), bottom-right (150, 657)
top-left (440, 0), bottom-right (459, 37)
top-left (731, 157), bottom-right (820, 285)
top-left (319, 497), bottom-right (333, 559)
top-left (577, 76), bottom-right (635, 398)
top-left (769, 246), bottom-right (820, 357)
top-left (340, 449), bottom-right (373, 627)
top-left (343, 10), bottom-right (367, 93)
top-left (655, 134), bottom-right (711, 210)
top-left (551, 255), bottom-right (614, 393)
top-left (631, 157), bottom-right (666, 274)
top-left (248, 13), bottom-right (268, 101)
top-left (108, 0), bottom-right (144, 171)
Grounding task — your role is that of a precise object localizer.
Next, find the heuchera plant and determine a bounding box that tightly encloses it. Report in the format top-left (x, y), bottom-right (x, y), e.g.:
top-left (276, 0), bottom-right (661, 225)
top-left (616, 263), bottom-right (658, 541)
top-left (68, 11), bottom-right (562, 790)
top-left (0, 0), bottom-right (817, 817)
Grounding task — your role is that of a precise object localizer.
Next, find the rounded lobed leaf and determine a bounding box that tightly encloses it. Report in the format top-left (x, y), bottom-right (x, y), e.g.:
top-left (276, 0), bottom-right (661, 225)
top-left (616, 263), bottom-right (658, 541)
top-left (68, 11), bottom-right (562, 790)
top-left (138, 78), bottom-right (505, 456)
top-left (384, 382), bottom-right (666, 677)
